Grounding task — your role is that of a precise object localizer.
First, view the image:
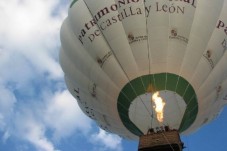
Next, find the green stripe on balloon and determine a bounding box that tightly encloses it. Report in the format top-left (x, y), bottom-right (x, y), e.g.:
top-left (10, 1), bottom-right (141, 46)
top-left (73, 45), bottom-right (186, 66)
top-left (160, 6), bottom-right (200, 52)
top-left (117, 73), bottom-right (198, 136)
top-left (70, 0), bottom-right (78, 8)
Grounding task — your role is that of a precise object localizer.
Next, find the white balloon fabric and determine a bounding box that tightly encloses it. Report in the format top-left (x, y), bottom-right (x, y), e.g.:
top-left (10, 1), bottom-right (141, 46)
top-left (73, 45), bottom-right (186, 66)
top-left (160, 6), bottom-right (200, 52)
top-left (60, 0), bottom-right (227, 139)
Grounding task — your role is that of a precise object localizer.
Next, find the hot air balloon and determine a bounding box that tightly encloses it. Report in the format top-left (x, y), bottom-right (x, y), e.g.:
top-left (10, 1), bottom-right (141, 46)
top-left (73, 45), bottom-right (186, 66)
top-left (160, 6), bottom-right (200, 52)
top-left (60, 0), bottom-right (227, 150)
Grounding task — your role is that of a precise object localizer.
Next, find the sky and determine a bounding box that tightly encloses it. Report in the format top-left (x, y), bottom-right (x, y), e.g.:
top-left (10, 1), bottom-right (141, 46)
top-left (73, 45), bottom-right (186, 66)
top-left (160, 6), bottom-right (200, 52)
top-left (0, 0), bottom-right (227, 151)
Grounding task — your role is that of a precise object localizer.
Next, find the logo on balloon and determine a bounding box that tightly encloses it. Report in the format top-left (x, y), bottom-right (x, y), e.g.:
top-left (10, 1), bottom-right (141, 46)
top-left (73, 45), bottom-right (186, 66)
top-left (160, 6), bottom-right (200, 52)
top-left (128, 33), bottom-right (135, 41)
top-left (203, 49), bottom-right (214, 69)
top-left (171, 29), bottom-right (178, 37)
top-left (169, 28), bottom-right (188, 44)
top-left (127, 32), bottom-right (147, 44)
top-left (206, 50), bottom-right (212, 58)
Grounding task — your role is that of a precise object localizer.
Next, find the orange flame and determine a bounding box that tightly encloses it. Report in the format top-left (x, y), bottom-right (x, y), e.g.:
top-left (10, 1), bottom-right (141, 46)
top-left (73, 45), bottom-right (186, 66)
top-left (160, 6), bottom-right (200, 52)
top-left (152, 92), bottom-right (166, 123)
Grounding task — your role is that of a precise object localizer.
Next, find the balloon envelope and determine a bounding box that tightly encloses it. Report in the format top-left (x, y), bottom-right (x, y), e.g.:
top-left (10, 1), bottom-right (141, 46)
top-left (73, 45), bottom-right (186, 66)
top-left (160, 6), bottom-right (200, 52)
top-left (60, 0), bottom-right (227, 139)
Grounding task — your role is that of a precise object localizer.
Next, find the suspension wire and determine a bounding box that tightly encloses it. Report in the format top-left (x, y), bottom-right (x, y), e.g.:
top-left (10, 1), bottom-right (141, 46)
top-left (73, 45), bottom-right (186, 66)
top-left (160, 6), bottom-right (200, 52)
top-left (82, 0), bottom-right (154, 131)
top-left (143, 0), bottom-right (154, 129)
top-left (140, 0), bottom-right (172, 132)
top-left (142, 0), bottom-right (166, 128)
top-left (142, 1), bottom-right (176, 151)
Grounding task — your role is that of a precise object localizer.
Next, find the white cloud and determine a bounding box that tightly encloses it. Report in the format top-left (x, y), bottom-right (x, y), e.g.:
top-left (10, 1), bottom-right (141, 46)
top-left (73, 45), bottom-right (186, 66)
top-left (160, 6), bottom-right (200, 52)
top-left (44, 90), bottom-right (92, 141)
top-left (0, 0), bottom-right (66, 45)
top-left (91, 129), bottom-right (123, 151)
top-left (0, 0), bottom-right (66, 80)
top-left (2, 130), bottom-right (10, 143)
top-left (0, 0), bottom-right (69, 150)
top-left (0, 85), bottom-right (16, 131)
top-left (3, 88), bottom-right (94, 151)
top-left (0, 86), bottom-right (16, 115)
top-left (13, 112), bottom-right (58, 151)
top-left (0, 52), bottom-right (35, 89)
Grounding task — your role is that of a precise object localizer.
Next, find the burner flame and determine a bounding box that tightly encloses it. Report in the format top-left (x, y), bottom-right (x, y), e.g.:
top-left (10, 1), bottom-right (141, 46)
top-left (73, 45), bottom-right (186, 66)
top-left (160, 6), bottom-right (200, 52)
top-left (152, 92), bottom-right (166, 123)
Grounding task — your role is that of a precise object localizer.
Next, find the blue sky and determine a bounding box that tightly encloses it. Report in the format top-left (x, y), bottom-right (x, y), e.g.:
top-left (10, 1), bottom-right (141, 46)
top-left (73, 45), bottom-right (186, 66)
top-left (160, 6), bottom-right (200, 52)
top-left (0, 0), bottom-right (227, 151)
